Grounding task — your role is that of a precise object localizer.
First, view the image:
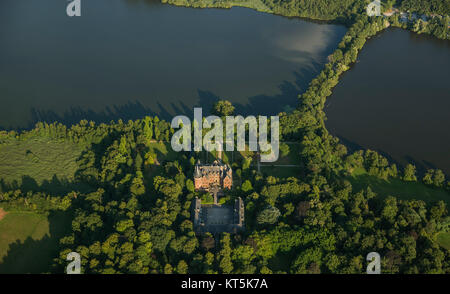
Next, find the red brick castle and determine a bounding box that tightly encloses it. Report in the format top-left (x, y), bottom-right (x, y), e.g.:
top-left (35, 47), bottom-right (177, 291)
top-left (193, 160), bottom-right (232, 191)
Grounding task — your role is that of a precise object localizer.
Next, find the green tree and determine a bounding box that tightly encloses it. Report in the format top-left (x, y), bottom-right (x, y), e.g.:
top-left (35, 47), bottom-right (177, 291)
top-left (280, 143), bottom-right (290, 157)
top-left (403, 164), bottom-right (417, 181)
top-left (164, 264), bottom-right (173, 274)
top-left (115, 219), bottom-right (134, 233)
top-left (283, 203), bottom-right (295, 217)
top-left (218, 234), bottom-right (233, 274)
top-left (242, 157), bottom-right (252, 170)
top-left (257, 205), bottom-right (281, 225)
top-left (423, 169), bottom-right (434, 185)
top-left (176, 260), bottom-right (188, 274)
top-left (433, 169), bottom-right (445, 187)
top-left (119, 136), bottom-right (128, 155)
top-left (130, 172), bottom-right (145, 196)
top-left (134, 153), bottom-right (143, 171)
top-left (186, 179), bottom-right (195, 193)
top-left (143, 116), bottom-right (153, 140)
top-left (144, 151), bottom-right (156, 166)
top-left (154, 116), bottom-right (161, 140)
top-left (381, 196), bottom-right (398, 223)
top-left (241, 180), bottom-right (253, 192)
top-left (212, 100), bottom-right (235, 117)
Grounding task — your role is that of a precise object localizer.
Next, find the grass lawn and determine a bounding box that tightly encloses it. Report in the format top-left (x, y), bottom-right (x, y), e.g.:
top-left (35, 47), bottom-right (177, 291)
top-left (207, 149), bottom-right (251, 164)
top-left (208, 142), bottom-right (301, 167)
top-left (348, 168), bottom-right (450, 206)
top-left (0, 210), bottom-right (72, 273)
top-left (261, 143), bottom-right (301, 166)
top-left (436, 232), bottom-right (450, 251)
top-left (206, 143), bottom-right (302, 179)
top-left (0, 137), bottom-right (83, 189)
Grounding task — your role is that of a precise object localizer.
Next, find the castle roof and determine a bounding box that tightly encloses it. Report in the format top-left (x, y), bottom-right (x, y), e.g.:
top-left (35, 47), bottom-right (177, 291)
top-left (194, 160), bottom-right (231, 178)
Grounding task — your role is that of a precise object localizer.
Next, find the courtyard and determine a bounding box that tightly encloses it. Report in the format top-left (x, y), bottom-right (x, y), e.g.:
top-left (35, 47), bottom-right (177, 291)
top-left (203, 205), bottom-right (233, 225)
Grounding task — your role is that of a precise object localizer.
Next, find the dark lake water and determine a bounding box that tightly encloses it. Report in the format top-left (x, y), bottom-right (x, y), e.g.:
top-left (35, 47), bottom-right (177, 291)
top-left (326, 28), bottom-right (450, 175)
top-left (0, 0), bottom-right (346, 129)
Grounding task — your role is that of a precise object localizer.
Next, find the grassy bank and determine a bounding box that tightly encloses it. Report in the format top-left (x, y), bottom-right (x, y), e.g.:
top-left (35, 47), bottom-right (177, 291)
top-left (436, 232), bottom-right (450, 251)
top-left (349, 168), bottom-right (450, 206)
top-left (0, 137), bottom-right (83, 190)
top-left (162, 0), bottom-right (272, 14)
top-left (161, 0), bottom-right (360, 21)
top-left (0, 210), bottom-right (72, 273)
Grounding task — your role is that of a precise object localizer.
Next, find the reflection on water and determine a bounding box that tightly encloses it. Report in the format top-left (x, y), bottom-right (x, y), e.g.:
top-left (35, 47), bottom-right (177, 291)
top-left (0, 0), bottom-right (346, 129)
top-left (326, 28), bottom-right (450, 175)
top-left (271, 25), bottom-right (341, 64)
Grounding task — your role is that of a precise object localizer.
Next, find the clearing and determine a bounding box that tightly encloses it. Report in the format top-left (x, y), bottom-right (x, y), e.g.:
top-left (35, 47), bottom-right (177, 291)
top-left (0, 137), bottom-right (83, 191)
top-left (436, 232), bottom-right (450, 251)
top-left (0, 210), bottom-right (71, 273)
top-left (348, 168), bottom-right (450, 206)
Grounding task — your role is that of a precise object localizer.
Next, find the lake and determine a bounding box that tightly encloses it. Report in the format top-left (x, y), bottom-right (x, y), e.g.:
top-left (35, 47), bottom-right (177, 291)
top-left (0, 0), bottom-right (346, 129)
top-left (325, 28), bottom-right (450, 175)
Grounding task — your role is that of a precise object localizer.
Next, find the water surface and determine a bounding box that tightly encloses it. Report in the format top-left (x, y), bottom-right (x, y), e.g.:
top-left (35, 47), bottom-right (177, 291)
top-left (326, 28), bottom-right (450, 174)
top-left (0, 0), bottom-right (346, 128)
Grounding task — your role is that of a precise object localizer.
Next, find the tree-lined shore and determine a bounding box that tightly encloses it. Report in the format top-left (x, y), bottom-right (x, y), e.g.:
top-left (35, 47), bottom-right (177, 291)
top-left (0, 0), bottom-right (449, 274)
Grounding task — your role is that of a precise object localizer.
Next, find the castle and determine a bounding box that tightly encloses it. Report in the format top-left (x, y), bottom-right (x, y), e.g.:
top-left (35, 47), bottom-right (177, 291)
top-left (194, 160), bottom-right (232, 191)
top-left (192, 158), bottom-right (244, 234)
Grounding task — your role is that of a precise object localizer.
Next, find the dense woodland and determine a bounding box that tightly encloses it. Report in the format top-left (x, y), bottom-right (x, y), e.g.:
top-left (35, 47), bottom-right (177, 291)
top-left (399, 0), bottom-right (450, 15)
top-left (0, 0), bottom-right (449, 273)
top-left (163, 0), bottom-right (449, 38)
top-left (162, 0), bottom-right (364, 21)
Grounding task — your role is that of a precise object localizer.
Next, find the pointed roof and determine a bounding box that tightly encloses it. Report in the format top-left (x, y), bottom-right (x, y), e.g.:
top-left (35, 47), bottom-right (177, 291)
top-left (194, 164), bottom-right (201, 178)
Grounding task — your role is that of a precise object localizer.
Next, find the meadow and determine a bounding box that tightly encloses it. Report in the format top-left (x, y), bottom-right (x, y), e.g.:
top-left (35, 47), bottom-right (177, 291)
top-left (0, 137), bottom-right (83, 192)
top-left (349, 168), bottom-right (450, 206)
top-left (0, 209), bottom-right (71, 273)
top-left (436, 232), bottom-right (450, 251)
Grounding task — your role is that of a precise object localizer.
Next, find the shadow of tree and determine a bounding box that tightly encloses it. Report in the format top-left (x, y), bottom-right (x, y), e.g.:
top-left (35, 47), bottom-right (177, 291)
top-left (1, 62), bottom-right (324, 132)
top-left (0, 174), bottom-right (94, 197)
top-left (0, 210), bottom-right (72, 274)
top-left (0, 127), bottom-right (127, 196)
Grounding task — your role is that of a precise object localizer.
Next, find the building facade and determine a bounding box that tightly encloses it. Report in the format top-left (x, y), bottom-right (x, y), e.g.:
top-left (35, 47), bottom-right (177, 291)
top-left (194, 160), bottom-right (232, 191)
top-left (191, 159), bottom-right (244, 234)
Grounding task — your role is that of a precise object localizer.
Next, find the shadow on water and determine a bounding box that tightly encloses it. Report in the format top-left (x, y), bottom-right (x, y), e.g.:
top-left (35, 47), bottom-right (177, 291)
top-left (11, 63), bottom-right (321, 131)
top-left (125, 0), bottom-right (163, 6)
top-left (0, 210), bottom-right (72, 274)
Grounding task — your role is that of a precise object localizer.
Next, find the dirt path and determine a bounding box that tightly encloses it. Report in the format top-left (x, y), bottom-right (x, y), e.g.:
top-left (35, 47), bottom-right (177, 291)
top-left (0, 208), bottom-right (7, 221)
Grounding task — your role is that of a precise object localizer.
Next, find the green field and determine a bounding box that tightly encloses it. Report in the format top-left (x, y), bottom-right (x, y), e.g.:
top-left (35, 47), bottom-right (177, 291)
top-left (0, 210), bottom-right (71, 273)
top-left (0, 137), bottom-right (82, 192)
top-left (349, 168), bottom-right (450, 206)
top-left (261, 143), bottom-right (301, 166)
top-left (208, 143), bottom-right (301, 166)
top-left (205, 143), bottom-right (302, 178)
top-left (436, 232), bottom-right (450, 251)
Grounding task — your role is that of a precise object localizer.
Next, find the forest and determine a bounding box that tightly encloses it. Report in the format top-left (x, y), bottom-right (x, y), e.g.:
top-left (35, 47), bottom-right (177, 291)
top-left (0, 0), bottom-right (449, 274)
top-left (163, 0), bottom-right (449, 38)
top-left (399, 0), bottom-right (450, 15)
